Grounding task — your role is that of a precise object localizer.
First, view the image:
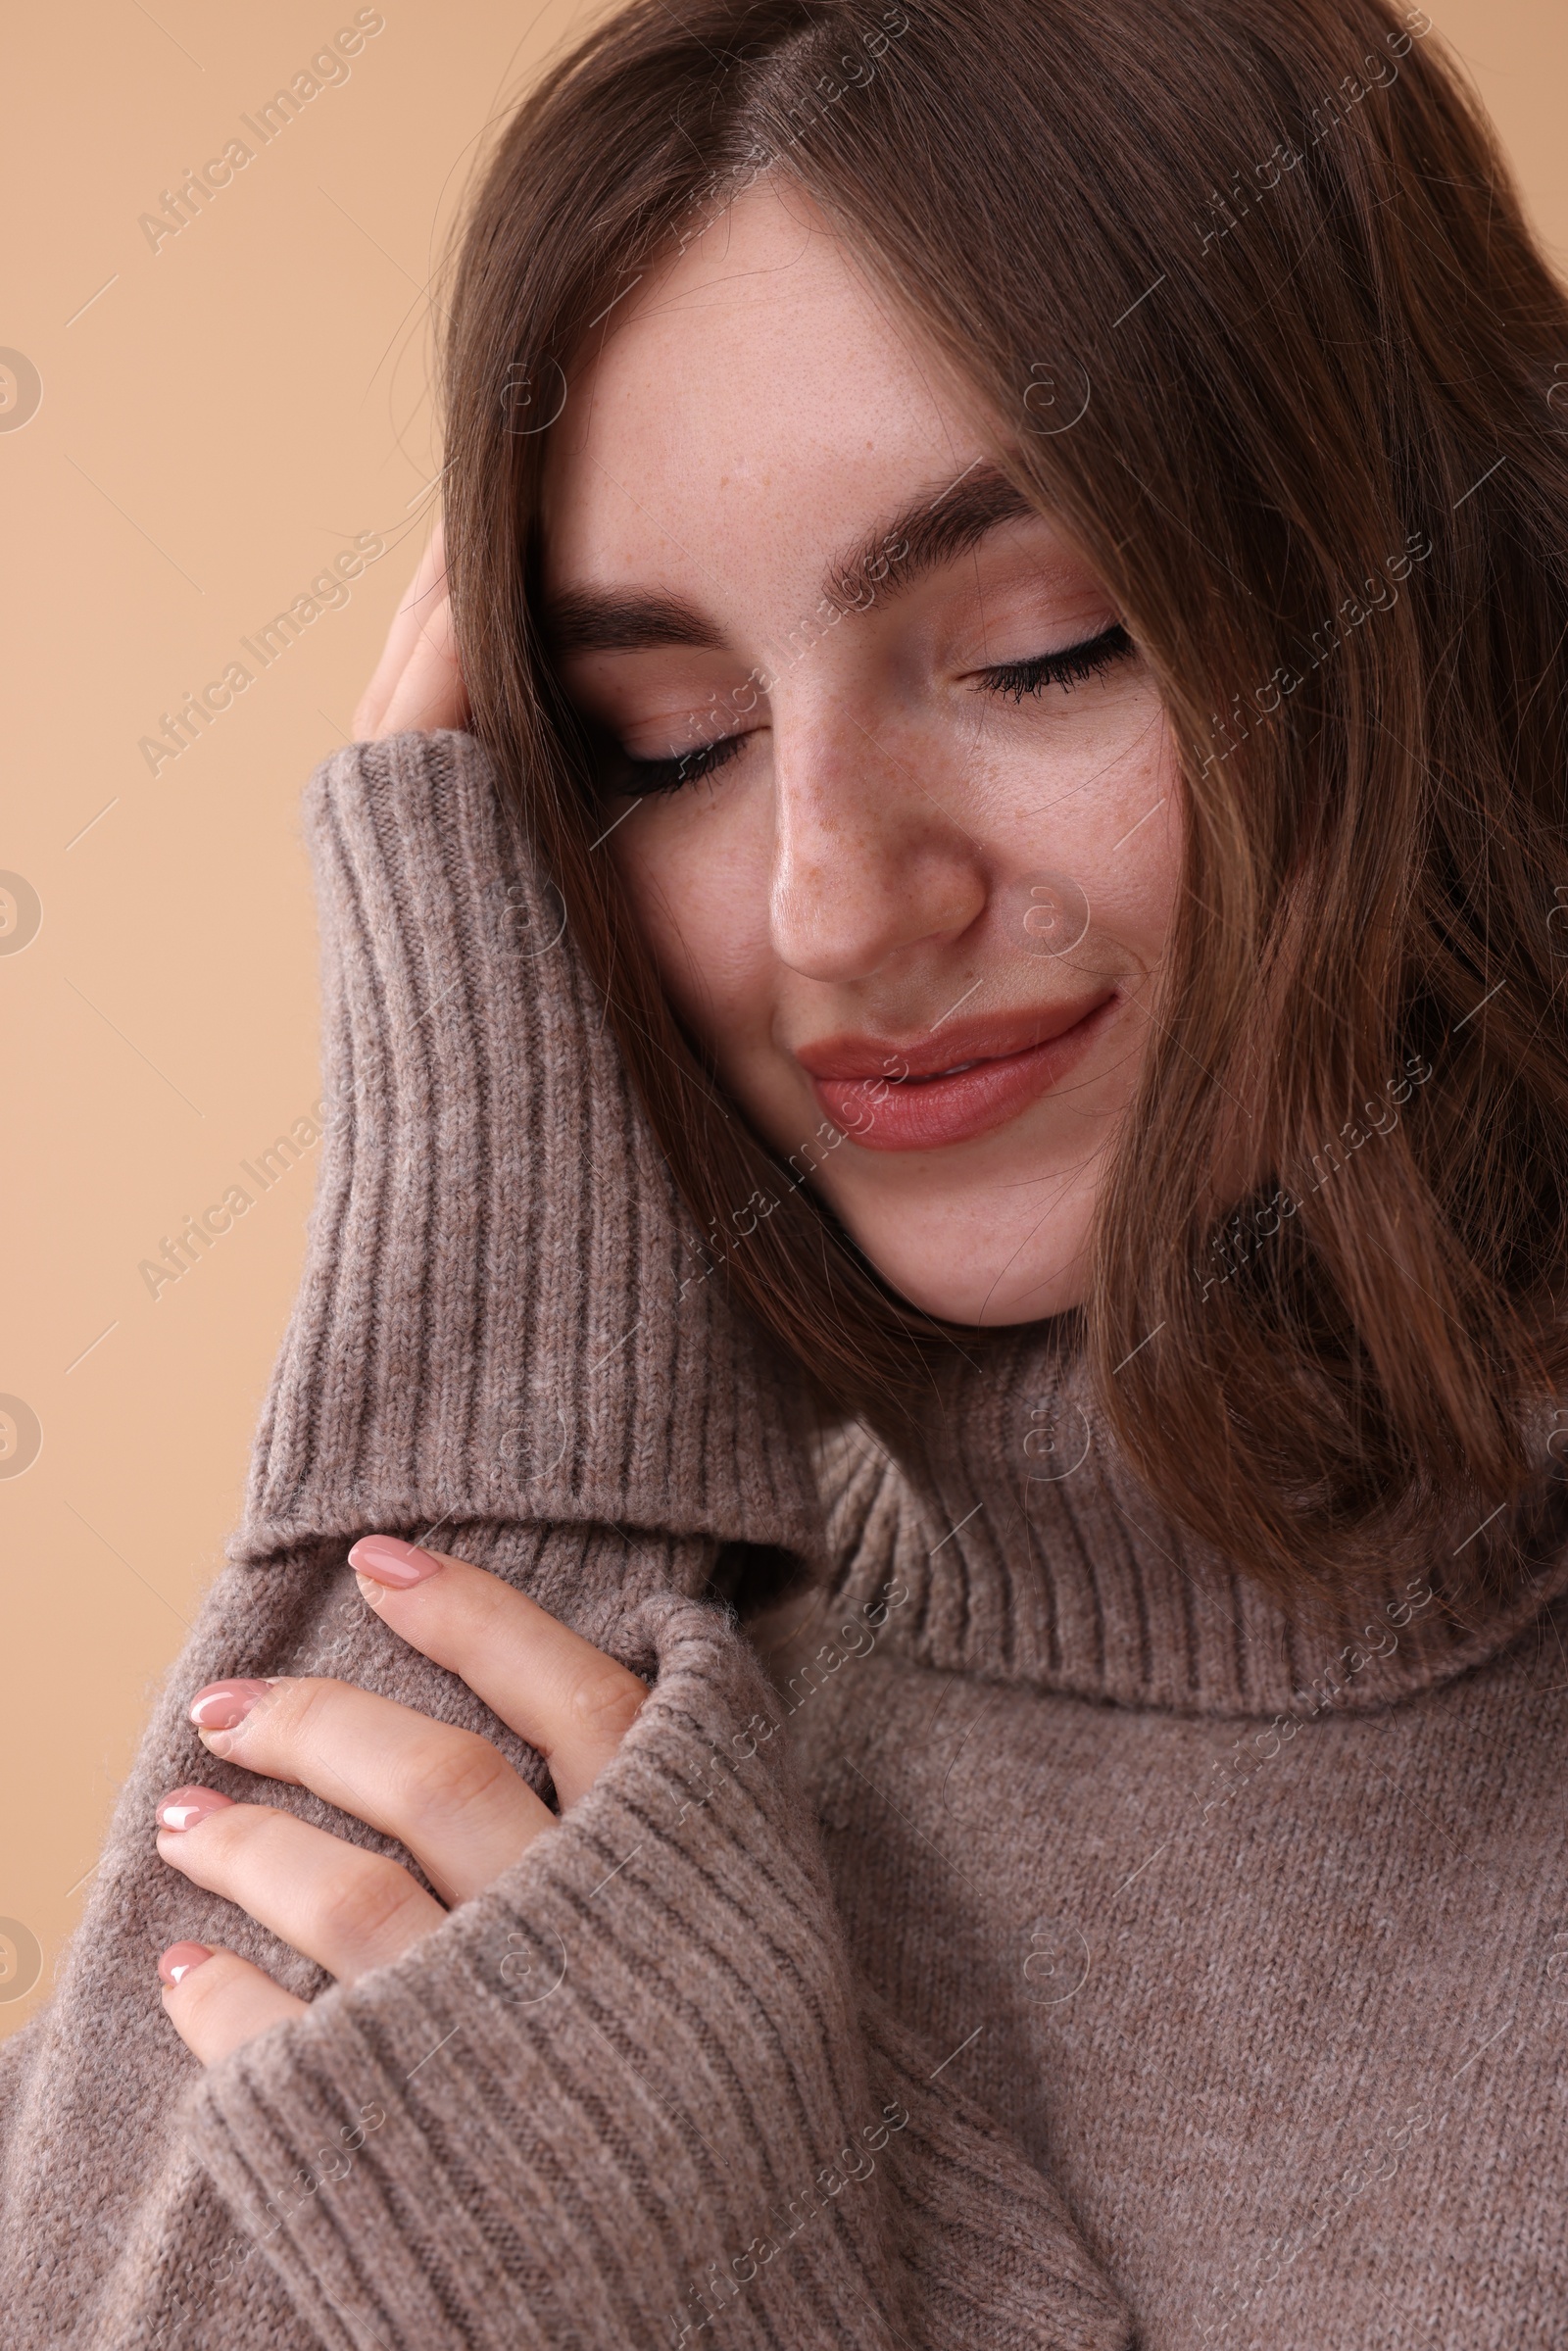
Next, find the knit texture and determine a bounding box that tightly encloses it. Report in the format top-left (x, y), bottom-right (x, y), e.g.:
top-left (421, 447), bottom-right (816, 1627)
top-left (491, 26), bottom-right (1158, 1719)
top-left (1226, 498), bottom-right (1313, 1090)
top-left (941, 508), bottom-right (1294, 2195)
top-left (0, 733), bottom-right (1133, 2351)
top-left (6, 728), bottom-right (1567, 2345)
top-left (752, 1352), bottom-right (1568, 2346)
top-left (238, 729), bottom-right (823, 1638)
top-left (817, 1322), bottom-right (1568, 1715)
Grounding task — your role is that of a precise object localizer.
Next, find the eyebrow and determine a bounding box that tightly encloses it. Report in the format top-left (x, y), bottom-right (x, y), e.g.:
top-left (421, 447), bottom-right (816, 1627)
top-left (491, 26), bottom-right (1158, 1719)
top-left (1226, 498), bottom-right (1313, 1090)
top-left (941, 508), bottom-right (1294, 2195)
top-left (541, 461), bottom-right (1042, 656)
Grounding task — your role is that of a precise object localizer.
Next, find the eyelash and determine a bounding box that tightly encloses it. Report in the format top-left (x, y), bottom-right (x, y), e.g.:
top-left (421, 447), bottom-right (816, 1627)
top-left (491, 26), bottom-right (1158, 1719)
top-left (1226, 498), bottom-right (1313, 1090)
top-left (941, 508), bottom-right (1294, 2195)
top-left (614, 731), bottom-right (746, 798)
top-left (611, 621), bottom-right (1136, 797)
top-left (978, 620), bottom-right (1135, 704)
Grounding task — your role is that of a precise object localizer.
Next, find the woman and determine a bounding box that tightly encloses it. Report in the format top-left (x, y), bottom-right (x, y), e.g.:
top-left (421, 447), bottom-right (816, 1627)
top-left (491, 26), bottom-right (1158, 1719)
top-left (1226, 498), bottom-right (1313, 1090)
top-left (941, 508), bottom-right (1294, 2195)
top-left (7, 0), bottom-right (1568, 2341)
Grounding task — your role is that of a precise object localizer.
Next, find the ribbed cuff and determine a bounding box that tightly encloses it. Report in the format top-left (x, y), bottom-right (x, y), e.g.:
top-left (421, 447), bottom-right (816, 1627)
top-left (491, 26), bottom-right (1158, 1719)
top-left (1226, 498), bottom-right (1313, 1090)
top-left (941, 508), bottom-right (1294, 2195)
top-left (232, 729), bottom-right (822, 1575)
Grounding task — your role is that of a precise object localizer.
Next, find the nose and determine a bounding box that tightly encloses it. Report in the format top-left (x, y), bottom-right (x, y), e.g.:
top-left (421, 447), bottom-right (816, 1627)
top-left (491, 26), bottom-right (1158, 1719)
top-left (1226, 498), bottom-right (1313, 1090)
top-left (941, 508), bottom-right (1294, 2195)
top-left (767, 701), bottom-right (987, 983)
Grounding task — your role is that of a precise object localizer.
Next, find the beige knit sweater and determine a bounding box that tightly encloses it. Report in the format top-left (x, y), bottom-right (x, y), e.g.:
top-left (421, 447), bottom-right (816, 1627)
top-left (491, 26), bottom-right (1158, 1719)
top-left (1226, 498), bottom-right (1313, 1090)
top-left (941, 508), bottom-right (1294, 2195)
top-left (5, 729), bottom-right (1567, 2348)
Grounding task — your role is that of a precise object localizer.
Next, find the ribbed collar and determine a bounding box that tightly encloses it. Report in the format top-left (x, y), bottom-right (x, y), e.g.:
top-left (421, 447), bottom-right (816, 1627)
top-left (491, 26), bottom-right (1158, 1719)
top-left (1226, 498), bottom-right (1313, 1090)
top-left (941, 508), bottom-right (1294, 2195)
top-left (814, 1318), bottom-right (1568, 1717)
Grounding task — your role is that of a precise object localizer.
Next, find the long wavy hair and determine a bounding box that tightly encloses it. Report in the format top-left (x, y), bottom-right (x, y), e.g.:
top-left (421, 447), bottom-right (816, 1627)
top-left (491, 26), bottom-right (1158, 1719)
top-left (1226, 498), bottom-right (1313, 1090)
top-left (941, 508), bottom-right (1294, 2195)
top-left (436, 0), bottom-right (1568, 1604)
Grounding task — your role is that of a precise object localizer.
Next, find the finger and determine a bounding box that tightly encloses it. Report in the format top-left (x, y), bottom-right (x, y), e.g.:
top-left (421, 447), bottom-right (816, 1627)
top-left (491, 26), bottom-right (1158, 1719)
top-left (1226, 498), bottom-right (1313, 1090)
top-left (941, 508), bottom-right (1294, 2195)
top-left (156, 1791), bottom-right (446, 1983)
top-left (158, 1942), bottom-right (308, 2066)
top-left (354, 521), bottom-right (445, 735)
top-left (183, 1665), bottom-right (557, 1903)
top-left (372, 589), bottom-right (466, 738)
top-left (348, 1538), bottom-right (649, 1810)
top-left (352, 521), bottom-right (448, 738)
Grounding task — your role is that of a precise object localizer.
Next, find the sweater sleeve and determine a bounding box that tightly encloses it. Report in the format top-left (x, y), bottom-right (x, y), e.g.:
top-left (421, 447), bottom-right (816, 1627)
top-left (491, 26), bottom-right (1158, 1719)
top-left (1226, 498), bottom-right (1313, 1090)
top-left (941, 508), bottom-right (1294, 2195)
top-left (0, 732), bottom-right (1131, 2351)
top-left (185, 1595), bottom-right (1130, 2351)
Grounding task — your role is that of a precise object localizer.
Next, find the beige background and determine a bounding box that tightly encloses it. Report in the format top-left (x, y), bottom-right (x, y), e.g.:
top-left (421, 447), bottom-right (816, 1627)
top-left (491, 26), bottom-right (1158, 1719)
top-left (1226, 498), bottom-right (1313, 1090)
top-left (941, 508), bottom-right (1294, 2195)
top-left (2, 0), bottom-right (1564, 2037)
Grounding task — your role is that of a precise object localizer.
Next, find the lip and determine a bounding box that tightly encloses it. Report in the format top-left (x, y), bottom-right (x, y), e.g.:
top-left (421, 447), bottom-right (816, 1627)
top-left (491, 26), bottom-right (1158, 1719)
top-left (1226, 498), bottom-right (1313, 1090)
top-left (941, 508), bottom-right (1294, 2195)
top-left (797, 993), bottom-right (1119, 1152)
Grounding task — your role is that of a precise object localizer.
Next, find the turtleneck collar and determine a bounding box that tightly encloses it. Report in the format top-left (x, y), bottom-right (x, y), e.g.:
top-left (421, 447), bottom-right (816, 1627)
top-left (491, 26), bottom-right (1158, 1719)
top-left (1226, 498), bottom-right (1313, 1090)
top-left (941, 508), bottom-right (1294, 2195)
top-left (812, 1317), bottom-right (1568, 1717)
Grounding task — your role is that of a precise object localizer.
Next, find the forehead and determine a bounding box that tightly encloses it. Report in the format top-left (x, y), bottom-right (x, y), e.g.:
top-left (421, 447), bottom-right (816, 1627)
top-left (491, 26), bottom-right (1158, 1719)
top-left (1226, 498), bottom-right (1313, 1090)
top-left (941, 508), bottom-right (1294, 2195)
top-left (537, 180), bottom-right (992, 595)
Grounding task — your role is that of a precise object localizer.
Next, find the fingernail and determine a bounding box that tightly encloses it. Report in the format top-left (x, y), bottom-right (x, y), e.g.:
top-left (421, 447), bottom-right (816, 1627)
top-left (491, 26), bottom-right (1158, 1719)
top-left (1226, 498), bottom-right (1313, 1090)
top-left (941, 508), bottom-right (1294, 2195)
top-left (349, 1534), bottom-right (445, 1588)
top-left (159, 1942), bottom-right (213, 1986)
top-left (156, 1785), bottom-right (236, 1833)
top-left (188, 1678), bottom-right (275, 1732)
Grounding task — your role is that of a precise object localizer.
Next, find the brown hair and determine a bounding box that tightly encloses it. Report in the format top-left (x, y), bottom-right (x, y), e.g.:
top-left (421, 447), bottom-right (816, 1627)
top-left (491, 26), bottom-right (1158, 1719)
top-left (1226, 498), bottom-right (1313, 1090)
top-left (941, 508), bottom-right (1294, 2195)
top-left (438, 0), bottom-right (1568, 1602)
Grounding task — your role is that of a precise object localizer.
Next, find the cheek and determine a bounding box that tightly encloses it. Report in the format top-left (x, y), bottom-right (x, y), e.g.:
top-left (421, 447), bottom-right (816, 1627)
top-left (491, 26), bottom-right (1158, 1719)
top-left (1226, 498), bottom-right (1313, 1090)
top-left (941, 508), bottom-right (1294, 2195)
top-left (958, 685), bottom-right (1183, 977)
top-left (1082, 704), bottom-right (1184, 963)
top-left (610, 801), bottom-right (777, 1054)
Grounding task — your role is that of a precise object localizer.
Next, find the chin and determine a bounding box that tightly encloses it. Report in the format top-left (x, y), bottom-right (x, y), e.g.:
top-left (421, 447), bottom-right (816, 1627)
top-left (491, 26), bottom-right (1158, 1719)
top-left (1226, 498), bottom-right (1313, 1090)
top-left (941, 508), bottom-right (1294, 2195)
top-left (842, 1215), bottom-right (1091, 1329)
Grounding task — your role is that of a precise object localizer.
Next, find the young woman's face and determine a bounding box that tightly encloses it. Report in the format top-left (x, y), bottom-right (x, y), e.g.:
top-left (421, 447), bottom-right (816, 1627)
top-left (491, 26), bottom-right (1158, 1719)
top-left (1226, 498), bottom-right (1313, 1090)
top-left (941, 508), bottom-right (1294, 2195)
top-left (540, 181), bottom-right (1181, 1324)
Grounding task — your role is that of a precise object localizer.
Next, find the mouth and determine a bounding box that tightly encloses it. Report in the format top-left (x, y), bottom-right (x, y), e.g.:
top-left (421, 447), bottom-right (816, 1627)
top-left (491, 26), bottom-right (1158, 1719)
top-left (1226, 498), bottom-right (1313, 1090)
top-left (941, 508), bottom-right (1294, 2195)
top-left (795, 993), bottom-right (1120, 1153)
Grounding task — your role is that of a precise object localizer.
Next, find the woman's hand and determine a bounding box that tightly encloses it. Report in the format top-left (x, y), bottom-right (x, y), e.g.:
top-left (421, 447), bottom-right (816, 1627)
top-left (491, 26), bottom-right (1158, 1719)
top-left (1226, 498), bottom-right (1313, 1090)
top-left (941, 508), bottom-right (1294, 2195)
top-left (154, 1537), bottom-right (648, 2065)
top-left (351, 521), bottom-right (466, 740)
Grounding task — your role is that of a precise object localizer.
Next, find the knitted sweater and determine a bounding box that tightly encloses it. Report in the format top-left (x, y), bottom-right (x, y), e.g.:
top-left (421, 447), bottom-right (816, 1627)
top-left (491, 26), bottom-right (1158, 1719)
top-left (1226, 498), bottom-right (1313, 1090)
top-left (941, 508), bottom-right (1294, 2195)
top-left (4, 729), bottom-right (1566, 2349)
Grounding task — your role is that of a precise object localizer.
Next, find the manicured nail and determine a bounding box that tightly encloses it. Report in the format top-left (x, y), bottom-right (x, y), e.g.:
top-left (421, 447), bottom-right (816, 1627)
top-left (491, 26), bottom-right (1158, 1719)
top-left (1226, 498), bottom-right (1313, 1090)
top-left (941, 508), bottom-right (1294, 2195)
top-left (349, 1534), bottom-right (445, 1588)
top-left (159, 1942), bottom-right (213, 1986)
top-left (188, 1678), bottom-right (275, 1732)
top-left (156, 1785), bottom-right (236, 1833)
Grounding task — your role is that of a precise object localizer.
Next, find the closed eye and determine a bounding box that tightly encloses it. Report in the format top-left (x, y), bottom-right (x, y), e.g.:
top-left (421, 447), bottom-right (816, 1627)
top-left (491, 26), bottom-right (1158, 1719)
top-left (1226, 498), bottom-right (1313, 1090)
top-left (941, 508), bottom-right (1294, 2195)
top-left (612, 728), bottom-right (749, 800)
top-left (603, 619), bottom-right (1136, 797)
top-left (977, 621), bottom-right (1135, 703)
